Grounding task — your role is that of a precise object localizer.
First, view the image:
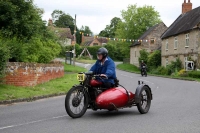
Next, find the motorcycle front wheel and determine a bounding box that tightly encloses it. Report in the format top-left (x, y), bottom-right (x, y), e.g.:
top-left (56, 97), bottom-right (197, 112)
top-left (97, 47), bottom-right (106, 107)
top-left (65, 86), bottom-right (89, 118)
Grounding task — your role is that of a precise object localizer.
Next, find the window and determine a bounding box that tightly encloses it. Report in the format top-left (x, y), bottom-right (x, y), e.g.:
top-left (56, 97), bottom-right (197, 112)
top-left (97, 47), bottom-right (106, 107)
top-left (166, 39), bottom-right (168, 50)
top-left (166, 58), bottom-right (168, 66)
top-left (93, 43), bottom-right (98, 46)
top-left (150, 38), bottom-right (155, 44)
top-left (185, 34), bottom-right (189, 47)
top-left (174, 37), bottom-right (178, 49)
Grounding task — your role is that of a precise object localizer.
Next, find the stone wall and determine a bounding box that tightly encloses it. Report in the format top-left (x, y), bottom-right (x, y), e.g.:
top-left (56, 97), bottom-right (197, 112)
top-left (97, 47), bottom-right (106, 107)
top-left (161, 29), bottom-right (200, 68)
top-left (4, 62), bottom-right (64, 87)
top-left (130, 22), bottom-right (167, 66)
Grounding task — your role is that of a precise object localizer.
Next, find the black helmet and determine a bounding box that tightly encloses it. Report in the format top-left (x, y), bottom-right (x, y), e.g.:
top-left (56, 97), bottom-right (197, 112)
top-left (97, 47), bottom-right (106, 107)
top-left (97, 47), bottom-right (108, 58)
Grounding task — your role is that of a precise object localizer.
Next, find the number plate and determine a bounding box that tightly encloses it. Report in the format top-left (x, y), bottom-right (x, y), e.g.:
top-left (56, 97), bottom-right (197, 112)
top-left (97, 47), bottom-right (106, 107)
top-left (77, 74), bottom-right (85, 82)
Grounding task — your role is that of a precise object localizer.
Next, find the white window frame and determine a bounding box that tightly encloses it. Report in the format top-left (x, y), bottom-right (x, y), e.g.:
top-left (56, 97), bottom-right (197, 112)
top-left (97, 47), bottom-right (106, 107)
top-left (165, 39), bottom-right (168, 51)
top-left (166, 58), bottom-right (169, 67)
top-left (174, 37), bottom-right (178, 49)
top-left (185, 34), bottom-right (189, 47)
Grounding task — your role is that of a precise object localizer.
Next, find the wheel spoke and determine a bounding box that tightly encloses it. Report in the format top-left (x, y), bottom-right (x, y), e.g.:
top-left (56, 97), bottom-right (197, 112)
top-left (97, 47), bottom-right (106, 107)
top-left (68, 90), bottom-right (85, 115)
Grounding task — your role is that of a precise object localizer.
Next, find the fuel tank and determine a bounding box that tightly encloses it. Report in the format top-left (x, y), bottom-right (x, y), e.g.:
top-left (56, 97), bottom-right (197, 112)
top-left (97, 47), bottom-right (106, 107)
top-left (90, 79), bottom-right (102, 87)
top-left (95, 87), bottom-right (135, 109)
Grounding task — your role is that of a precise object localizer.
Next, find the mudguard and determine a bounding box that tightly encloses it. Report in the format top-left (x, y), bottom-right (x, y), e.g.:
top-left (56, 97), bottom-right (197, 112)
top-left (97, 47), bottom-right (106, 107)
top-left (134, 83), bottom-right (153, 104)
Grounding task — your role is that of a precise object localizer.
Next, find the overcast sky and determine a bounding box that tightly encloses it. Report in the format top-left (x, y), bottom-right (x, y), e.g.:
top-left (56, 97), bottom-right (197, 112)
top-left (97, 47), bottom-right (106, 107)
top-left (34, 0), bottom-right (200, 34)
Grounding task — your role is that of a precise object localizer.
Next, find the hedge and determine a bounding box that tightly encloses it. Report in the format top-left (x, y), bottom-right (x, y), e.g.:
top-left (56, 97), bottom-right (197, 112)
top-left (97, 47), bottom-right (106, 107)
top-left (188, 71), bottom-right (200, 78)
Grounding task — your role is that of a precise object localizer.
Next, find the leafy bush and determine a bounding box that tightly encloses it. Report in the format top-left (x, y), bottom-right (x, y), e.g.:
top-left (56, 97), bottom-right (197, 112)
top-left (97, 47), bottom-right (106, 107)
top-left (166, 58), bottom-right (182, 75)
top-left (188, 71), bottom-right (200, 78)
top-left (139, 49), bottom-right (149, 64)
top-left (117, 63), bottom-right (140, 73)
top-left (178, 69), bottom-right (188, 77)
top-left (147, 50), bottom-right (161, 70)
top-left (0, 36), bottom-right (61, 63)
top-left (0, 43), bottom-right (10, 78)
top-left (107, 41), bottom-right (130, 61)
top-left (157, 66), bottom-right (168, 75)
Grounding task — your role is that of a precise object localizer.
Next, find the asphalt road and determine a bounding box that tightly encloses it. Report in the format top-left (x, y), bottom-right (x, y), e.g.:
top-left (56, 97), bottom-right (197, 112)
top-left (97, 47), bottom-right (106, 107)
top-left (0, 64), bottom-right (200, 133)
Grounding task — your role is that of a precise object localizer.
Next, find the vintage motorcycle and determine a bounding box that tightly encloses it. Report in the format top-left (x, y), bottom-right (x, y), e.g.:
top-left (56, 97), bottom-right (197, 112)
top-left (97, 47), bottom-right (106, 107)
top-left (141, 66), bottom-right (147, 77)
top-left (65, 71), bottom-right (153, 118)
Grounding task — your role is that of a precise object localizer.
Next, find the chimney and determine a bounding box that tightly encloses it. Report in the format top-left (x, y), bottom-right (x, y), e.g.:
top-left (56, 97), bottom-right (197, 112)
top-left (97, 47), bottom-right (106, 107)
top-left (182, 0), bottom-right (192, 14)
top-left (48, 19), bottom-right (53, 26)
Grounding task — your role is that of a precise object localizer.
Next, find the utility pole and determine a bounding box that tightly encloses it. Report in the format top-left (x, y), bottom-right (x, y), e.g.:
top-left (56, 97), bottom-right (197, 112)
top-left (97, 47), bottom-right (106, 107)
top-left (73, 14), bottom-right (76, 66)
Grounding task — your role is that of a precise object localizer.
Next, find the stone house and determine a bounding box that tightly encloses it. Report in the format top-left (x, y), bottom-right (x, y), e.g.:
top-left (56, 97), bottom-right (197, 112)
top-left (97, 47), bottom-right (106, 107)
top-left (81, 35), bottom-right (108, 46)
top-left (130, 22), bottom-right (168, 66)
top-left (48, 19), bottom-right (74, 46)
top-left (161, 0), bottom-right (200, 69)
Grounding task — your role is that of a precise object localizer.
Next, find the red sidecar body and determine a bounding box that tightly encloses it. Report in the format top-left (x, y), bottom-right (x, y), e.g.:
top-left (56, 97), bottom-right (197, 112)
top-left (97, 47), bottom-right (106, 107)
top-left (96, 87), bottom-right (135, 109)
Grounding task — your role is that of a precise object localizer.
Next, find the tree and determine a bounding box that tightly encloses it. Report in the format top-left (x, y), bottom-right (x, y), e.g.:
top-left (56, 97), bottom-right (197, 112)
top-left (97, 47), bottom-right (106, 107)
top-left (116, 4), bottom-right (161, 39)
top-left (109, 17), bottom-right (122, 37)
top-left (80, 25), bottom-right (93, 35)
top-left (0, 0), bottom-right (45, 39)
top-left (51, 10), bottom-right (75, 34)
top-left (0, 1), bottom-right (61, 64)
top-left (99, 17), bottom-right (121, 38)
top-left (99, 25), bottom-right (110, 37)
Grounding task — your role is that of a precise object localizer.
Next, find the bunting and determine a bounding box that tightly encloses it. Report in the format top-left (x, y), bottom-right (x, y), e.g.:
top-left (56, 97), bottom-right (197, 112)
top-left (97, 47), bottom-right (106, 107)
top-left (79, 32), bottom-right (156, 43)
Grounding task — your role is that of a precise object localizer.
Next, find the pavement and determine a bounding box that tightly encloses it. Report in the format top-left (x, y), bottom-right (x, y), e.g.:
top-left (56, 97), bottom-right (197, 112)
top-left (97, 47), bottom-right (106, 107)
top-left (0, 63), bottom-right (200, 133)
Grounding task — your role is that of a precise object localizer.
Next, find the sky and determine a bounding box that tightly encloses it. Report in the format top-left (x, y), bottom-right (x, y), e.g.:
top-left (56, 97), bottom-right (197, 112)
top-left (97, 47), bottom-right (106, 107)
top-left (34, 0), bottom-right (200, 34)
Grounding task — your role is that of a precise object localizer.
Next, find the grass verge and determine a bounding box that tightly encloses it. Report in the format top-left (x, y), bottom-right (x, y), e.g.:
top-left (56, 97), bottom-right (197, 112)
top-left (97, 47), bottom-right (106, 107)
top-left (0, 64), bottom-right (86, 102)
top-left (117, 63), bottom-right (200, 82)
top-left (117, 63), bottom-right (140, 73)
top-left (63, 63), bottom-right (87, 73)
top-left (0, 74), bottom-right (79, 101)
top-left (76, 59), bottom-right (96, 64)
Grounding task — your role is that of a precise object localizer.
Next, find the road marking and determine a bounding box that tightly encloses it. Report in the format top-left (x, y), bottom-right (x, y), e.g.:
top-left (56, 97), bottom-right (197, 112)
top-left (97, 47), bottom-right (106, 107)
top-left (120, 74), bottom-right (129, 77)
top-left (0, 115), bottom-right (67, 130)
top-left (139, 79), bottom-right (154, 85)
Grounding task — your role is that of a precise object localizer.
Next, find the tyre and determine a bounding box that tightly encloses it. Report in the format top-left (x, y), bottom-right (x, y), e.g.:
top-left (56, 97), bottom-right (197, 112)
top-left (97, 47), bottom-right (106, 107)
top-left (137, 86), bottom-right (151, 114)
top-left (65, 86), bottom-right (89, 118)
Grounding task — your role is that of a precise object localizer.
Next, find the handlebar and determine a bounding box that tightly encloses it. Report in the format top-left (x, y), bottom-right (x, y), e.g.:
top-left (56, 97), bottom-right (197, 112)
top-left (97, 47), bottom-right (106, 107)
top-left (93, 75), bottom-right (108, 79)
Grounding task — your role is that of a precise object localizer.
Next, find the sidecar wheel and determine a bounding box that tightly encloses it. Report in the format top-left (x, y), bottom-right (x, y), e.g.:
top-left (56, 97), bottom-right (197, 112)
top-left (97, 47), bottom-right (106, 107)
top-left (65, 86), bottom-right (88, 118)
top-left (136, 86), bottom-right (151, 114)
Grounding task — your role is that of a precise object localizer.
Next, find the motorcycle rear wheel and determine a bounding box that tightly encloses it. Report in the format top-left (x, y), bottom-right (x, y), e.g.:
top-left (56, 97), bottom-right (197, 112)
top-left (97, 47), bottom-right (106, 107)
top-left (65, 86), bottom-right (89, 118)
top-left (136, 86), bottom-right (151, 114)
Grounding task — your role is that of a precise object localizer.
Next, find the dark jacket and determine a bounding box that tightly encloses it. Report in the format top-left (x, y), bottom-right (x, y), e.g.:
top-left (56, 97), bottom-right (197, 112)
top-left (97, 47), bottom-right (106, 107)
top-left (90, 57), bottom-right (116, 84)
top-left (140, 63), bottom-right (146, 68)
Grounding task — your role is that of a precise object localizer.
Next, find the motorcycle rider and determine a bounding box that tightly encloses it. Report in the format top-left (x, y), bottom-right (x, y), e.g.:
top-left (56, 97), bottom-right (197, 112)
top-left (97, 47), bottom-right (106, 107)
top-left (90, 47), bottom-right (116, 89)
top-left (140, 60), bottom-right (147, 75)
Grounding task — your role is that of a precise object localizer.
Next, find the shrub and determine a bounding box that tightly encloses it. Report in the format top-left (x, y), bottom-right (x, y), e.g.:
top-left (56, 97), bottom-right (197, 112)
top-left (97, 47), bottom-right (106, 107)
top-left (150, 69), bottom-right (159, 75)
top-left (139, 49), bottom-right (149, 64)
top-left (157, 66), bottom-right (168, 75)
top-left (166, 58), bottom-right (182, 75)
top-left (178, 69), bottom-right (188, 77)
top-left (188, 71), bottom-right (200, 78)
top-left (147, 50), bottom-right (161, 70)
top-left (0, 43), bottom-right (10, 78)
top-left (20, 37), bottom-right (61, 63)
